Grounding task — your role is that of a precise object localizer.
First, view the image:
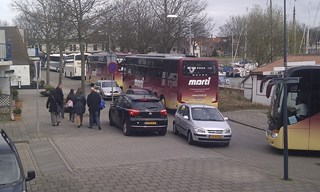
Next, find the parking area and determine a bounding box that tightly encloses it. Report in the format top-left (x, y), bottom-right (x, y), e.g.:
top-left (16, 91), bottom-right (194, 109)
top-left (2, 89), bottom-right (320, 192)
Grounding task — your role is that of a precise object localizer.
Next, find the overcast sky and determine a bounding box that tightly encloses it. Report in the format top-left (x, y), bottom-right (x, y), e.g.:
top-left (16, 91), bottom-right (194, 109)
top-left (1, 0), bottom-right (320, 36)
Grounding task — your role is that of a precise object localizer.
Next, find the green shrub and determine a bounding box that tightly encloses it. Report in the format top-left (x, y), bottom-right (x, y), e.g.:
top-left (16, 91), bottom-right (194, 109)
top-left (13, 108), bottom-right (22, 114)
top-left (44, 84), bottom-right (54, 92)
top-left (11, 88), bottom-right (19, 100)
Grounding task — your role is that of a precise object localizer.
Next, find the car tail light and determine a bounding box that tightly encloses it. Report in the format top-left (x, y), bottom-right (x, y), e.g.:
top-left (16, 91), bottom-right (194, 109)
top-left (128, 109), bottom-right (140, 116)
top-left (160, 109), bottom-right (168, 116)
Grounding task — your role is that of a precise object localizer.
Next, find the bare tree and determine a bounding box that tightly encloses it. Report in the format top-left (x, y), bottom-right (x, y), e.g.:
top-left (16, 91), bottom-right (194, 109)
top-left (147, 0), bottom-right (212, 53)
top-left (0, 20), bottom-right (10, 26)
top-left (56, 0), bottom-right (107, 95)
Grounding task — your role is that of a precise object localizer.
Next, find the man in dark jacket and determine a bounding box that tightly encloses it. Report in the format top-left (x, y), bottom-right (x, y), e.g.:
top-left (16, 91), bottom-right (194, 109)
top-left (55, 84), bottom-right (64, 118)
top-left (87, 87), bottom-right (101, 130)
top-left (46, 89), bottom-right (62, 126)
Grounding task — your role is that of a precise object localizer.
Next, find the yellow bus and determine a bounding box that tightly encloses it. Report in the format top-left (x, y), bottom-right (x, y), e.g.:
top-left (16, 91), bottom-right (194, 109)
top-left (264, 65), bottom-right (320, 150)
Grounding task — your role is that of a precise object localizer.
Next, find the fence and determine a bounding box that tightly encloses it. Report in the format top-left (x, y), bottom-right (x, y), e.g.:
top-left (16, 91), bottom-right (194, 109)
top-left (0, 94), bottom-right (11, 120)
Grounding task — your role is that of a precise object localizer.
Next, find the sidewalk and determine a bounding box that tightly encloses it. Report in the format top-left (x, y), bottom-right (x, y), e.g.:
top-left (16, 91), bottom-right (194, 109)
top-left (223, 109), bottom-right (268, 131)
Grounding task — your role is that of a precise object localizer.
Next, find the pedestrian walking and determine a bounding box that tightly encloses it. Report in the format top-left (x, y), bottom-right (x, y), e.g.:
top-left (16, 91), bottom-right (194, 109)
top-left (66, 89), bottom-right (75, 122)
top-left (87, 87), bottom-right (101, 130)
top-left (46, 89), bottom-right (62, 126)
top-left (73, 87), bottom-right (86, 128)
top-left (55, 83), bottom-right (65, 118)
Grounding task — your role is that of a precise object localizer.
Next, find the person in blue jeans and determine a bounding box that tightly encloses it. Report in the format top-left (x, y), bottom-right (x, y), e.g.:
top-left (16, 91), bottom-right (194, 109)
top-left (87, 87), bottom-right (101, 130)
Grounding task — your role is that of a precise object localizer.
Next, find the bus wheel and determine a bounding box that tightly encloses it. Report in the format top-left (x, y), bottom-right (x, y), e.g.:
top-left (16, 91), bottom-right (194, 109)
top-left (187, 131), bottom-right (194, 145)
top-left (122, 121), bottom-right (131, 136)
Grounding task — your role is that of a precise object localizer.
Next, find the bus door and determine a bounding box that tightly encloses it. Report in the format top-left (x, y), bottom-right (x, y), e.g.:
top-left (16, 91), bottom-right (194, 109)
top-left (286, 89), bottom-right (310, 150)
top-left (309, 114), bottom-right (320, 150)
top-left (308, 71), bottom-right (320, 150)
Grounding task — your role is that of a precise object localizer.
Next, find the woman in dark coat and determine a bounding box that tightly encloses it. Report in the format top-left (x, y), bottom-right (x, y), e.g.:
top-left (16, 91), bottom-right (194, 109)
top-left (66, 89), bottom-right (75, 122)
top-left (46, 89), bottom-right (61, 126)
top-left (73, 87), bottom-right (86, 128)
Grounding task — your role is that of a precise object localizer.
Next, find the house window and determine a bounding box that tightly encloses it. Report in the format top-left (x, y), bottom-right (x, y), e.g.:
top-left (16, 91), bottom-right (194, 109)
top-left (93, 44), bottom-right (98, 51)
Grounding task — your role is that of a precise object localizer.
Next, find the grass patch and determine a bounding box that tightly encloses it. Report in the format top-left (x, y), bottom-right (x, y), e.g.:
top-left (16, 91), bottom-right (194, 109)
top-left (218, 88), bottom-right (269, 112)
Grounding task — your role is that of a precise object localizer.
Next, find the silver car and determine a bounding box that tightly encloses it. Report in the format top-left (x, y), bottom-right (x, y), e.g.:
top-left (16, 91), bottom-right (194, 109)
top-left (173, 104), bottom-right (232, 146)
top-left (95, 80), bottom-right (122, 99)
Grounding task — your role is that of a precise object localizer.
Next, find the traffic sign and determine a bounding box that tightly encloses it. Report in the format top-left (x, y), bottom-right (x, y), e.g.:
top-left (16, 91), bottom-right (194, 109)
top-left (107, 62), bottom-right (118, 73)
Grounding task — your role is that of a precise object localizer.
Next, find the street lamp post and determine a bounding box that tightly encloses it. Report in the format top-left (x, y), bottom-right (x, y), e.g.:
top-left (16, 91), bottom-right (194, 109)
top-left (4, 70), bottom-right (14, 120)
top-left (188, 22), bottom-right (192, 55)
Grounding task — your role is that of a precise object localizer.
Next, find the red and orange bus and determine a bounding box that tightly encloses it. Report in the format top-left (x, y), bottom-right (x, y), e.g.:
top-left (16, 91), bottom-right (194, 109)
top-left (122, 53), bottom-right (219, 110)
top-left (86, 52), bottom-right (123, 86)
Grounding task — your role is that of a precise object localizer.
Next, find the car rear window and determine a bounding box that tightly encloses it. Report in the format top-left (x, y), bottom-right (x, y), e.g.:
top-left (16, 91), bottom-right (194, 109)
top-left (98, 81), bottom-right (119, 87)
top-left (131, 100), bottom-right (163, 110)
top-left (191, 107), bottom-right (224, 121)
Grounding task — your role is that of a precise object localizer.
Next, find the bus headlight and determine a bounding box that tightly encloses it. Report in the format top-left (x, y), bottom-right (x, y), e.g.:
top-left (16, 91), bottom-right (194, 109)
top-left (271, 130), bottom-right (279, 138)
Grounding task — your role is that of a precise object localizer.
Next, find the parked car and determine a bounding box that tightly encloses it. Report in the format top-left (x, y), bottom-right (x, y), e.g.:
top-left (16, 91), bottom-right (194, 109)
top-left (108, 94), bottom-right (168, 136)
top-left (0, 129), bottom-right (35, 192)
top-left (173, 104), bottom-right (232, 146)
top-left (125, 88), bottom-right (153, 95)
top-left (95, 80), bottom-right (122, 99)
top-left (218, 72), bottom-right (230, 86)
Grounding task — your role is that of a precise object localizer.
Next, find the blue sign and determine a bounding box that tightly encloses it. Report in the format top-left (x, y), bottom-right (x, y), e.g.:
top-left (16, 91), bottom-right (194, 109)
top-left (108, 62), bottom-right (118, 73)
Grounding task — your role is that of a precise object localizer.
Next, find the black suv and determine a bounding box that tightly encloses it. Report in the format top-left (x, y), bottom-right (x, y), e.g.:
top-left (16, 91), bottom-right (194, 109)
top-left (0, 129), bottom-right (35, 192)
top-left (125, 88), bottom-right (154, 95)
top-left (108, 94), bottom-right (168, 136)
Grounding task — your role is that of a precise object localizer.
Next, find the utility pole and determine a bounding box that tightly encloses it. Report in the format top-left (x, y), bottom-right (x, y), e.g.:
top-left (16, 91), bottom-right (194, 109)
top-left (164, 0), bottom-right (168, 53)
top-left (293, 3), bottom-right (297, 54)
top-left (270, 0), bottom-right (273, 62)
top-left (189, 22), bottom-right (192, 55)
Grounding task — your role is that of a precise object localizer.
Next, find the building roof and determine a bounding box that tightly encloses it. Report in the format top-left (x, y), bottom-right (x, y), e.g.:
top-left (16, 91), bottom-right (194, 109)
top-left (0, 26), bottom-right (28, 65)
top-left (251, 55), bottom-right (320, 75)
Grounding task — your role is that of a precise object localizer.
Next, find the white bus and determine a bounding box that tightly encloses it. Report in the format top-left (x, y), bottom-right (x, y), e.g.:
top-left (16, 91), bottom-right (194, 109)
top-left (64, 53), bottom-right (91, 78)
top-left (45, 54), bottom-right (66, 72)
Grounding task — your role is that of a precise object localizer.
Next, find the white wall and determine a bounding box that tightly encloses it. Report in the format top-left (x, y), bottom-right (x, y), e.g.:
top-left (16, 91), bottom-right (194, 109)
top-left (10, 65), bottom-right (30, 86)
top-left (0, 30), bottom-right (6, 59)
top-left (0, 66), bottom-right (11, 94)
top-left (251, 75), bottom-right (272, 105)
top-left (243, 76), bottom-right (252, 100)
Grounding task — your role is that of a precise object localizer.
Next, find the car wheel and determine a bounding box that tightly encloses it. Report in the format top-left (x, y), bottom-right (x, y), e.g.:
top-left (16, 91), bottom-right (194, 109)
top-left (173, 123), bottom-right (179, 135)
top-left (187, 131), bottom-right (194, 145)
top-left (122, 121), bottom-right (131, 136)
top-left (159, 129), bottom-right (167, 136)
top-left (109, 113), bottom-right (114, 126)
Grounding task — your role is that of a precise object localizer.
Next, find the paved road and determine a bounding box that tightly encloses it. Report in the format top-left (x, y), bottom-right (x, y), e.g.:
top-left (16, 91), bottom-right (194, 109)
top-left (2, 71), bottom-right (320, 192)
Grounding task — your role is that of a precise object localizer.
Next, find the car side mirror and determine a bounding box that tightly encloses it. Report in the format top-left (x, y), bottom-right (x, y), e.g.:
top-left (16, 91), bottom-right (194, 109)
top-left (183, 115), bottom-right (189, 120)
top-left (224, 117), bottom-right (228, 121)
top-left (26, 170), bottom-right (36, 181)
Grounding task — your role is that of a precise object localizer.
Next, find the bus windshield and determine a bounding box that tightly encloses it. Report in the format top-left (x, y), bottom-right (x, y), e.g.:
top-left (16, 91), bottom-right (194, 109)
top-left (182, 61), bottom-right (216, 76)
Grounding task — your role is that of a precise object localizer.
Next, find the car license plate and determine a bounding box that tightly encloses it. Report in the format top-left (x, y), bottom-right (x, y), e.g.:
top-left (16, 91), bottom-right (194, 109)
top-left (145, 122), bottom-right (156, 125)
top-left (209, 135), bottom-right (222, 139)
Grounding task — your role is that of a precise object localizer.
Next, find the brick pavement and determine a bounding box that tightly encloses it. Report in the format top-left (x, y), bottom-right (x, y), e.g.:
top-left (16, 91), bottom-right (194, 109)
top-left (1, 89), bottom-right (320, 192)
